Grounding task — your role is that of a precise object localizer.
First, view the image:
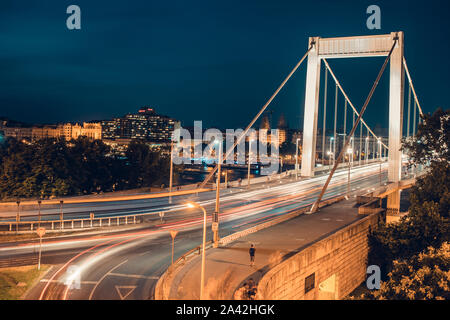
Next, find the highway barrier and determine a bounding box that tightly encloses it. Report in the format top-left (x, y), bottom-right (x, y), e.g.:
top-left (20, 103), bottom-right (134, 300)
top-left (0, 256), bottom-right (38, 269)
top-left (0, 210), bottom-right (165, 234)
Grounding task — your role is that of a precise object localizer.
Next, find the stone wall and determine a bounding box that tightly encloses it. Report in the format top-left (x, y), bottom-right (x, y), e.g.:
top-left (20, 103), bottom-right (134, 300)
top-left (256, 212), bottom-right (381, 300)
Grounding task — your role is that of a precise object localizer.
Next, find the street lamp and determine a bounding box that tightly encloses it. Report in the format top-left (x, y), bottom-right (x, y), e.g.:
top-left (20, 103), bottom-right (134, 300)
top-left (222, 170), bottom-right (228, 189)
top-left (248, 139), bottom-right (254, 187)
top-left (327, 151), bottom-right (334, 172)
top-left (186, 201), bottom-right (207, 300)
top-left (365, 136), bottom-right (369, 164)
top-left (295, 138), bottom-right (300, 180)
top-left (60, 200), bottom-right (64, 230)
top-left (37, 200), bottom-right (42, 228)
top-left (16, 201), bottom-right (20, 233)
top-left (378, 139), bottom-right (382, 185)
top-left (213, 139), bottom-right (223, 248)
top-left (169, 140), bottom-right (174, 204)
top-left (347, 148), bottom-right (353, 197)
top-left (330, 137), bottom-right (335, 167)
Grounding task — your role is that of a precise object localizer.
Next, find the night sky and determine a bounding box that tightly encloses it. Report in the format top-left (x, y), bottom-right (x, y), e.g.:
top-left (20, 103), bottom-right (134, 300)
top-left (0, 0), bottom-right (449, 131)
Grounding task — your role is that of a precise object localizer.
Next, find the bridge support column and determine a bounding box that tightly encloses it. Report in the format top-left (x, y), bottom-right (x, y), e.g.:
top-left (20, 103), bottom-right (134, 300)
top-left (386, 32), bottom-right (404, 217)
top-left (301, 37), bottom-right (321, 177)
top-left (387, 190), bottom-right (401, 216)
top-left (388, 31), bottom-right (404, 183)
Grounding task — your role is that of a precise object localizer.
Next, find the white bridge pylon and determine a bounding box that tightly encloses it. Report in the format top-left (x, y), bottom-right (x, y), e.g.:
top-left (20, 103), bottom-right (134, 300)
top-left (301, 32), bottom-right (404, 184)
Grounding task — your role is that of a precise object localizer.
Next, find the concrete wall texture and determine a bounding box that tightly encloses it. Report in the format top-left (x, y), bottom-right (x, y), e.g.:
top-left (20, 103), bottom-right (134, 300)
top-left (256, 212), bottom-right (381, 300)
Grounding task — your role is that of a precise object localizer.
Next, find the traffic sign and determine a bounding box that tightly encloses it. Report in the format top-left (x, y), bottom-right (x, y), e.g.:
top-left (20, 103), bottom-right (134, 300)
top-left (212, 222), bottom-right (218, 231)
top-left (36, 227), bottom-right (46, 238)
top-left (169, 230), bottom-right (178, 239)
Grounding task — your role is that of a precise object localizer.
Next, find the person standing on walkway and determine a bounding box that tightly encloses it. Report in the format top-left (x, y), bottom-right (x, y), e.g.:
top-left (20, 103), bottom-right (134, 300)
top-left (249, 244), bottom-right (256, 267)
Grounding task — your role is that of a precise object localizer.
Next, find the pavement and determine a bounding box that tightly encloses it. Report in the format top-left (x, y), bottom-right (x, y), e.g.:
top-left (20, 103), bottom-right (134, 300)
top-left (166, 198), bottom-right (363, 300)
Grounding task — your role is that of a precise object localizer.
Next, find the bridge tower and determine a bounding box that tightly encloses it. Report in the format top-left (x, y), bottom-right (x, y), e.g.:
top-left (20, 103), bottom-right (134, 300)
top-left (300, 32), bottom-right (404, 213)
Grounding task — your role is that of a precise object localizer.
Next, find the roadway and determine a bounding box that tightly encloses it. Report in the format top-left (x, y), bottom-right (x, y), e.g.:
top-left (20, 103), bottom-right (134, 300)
top-left (0, 162), bottom-right (390, 300)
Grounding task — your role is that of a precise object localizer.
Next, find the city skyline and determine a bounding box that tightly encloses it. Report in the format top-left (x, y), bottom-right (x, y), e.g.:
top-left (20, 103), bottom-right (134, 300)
top-left (0, 1), bottom-right (449, 130)
top-left (0, 1), bottom-right (447, 305)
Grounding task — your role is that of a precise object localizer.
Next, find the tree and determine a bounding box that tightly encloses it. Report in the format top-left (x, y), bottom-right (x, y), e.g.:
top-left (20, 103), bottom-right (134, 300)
top-left (402, 108), bottom-right (449, 166)
top-left (368, 109), bottom-right (450, 280)
top-left (364, 243), bottom-right (449, 300)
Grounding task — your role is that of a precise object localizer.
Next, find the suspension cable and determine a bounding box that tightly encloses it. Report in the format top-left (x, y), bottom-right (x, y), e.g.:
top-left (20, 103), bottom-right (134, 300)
top-left (322, 59), bottom-right (388, 150)
top-left (197, 44), bottom-right (315, 189)
top-left (403, 57), bottom-right (424, 117)
top-left (413, 98), bottom-right (417, 136)
top-left (407, 84), bottom-right (411, 137)
top-left (322, 67), bottom-right (328, 163)
top-left (359, 121), bottom-right (362, 165)
top-left (343, 99), bottom-right (347, 149)
top-left (333, 84), bottom-right (338, 156)
top-left (310, 38), bottom-right (398, 213)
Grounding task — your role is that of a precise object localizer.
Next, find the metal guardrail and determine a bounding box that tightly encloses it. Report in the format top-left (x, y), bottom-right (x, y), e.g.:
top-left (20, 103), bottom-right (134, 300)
top-left (0, 210), bottom-right (167, 233)
top-left (0, 256), bottom-right (38, 268)
top-left (171, 240), bottom-right (213, 269)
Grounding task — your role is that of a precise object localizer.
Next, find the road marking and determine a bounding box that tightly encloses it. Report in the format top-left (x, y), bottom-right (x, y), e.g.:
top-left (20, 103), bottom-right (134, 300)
top-left (321, 218), bottom-right (331, 221)
top-left (88, 259), bottom-right (129, 300)
top-left (116, 285), bottom-right (137, 300)
top-left (39, 238), bottom-right (116, 300)
top-left (40, 279), bottom-right (98, 285)
top-left (109, 273), bottom-right (159, 280)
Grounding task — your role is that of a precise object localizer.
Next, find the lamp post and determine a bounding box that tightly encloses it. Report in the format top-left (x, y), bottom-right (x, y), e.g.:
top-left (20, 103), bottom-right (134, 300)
top-left (247, 139), bottom-right (253, 187)
top-left (59, 200), bottom-right (64, 230)
top-left (186, 202), bottom-right (207, 300)
top-left (295, 138), bottom-right (300, 180)
top-left (327, 151), bottom-right (334, 172)
top-left (347, 148), bottom-right (353, 197)
top-left (330, 137), bottom-right (335, 167)
top-left (365, 136), bottom-right (369, 164)
top-left (223, 170), bottom-right (228, 189)
top-left (37, 200), bottom-right (42, 229)
top-left (16, 201), bottom-right (20, 233)
top-left (378, 139), bottom-right (382, 185)
top-left (169, 140), bottom-right (174, 204)
top-left (213, 139), bottom-right (223, 248)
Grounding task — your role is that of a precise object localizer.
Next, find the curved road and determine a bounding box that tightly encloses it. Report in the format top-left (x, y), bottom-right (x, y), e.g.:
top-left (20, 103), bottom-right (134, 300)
top-left (0, 163), bottom-right (390, 300)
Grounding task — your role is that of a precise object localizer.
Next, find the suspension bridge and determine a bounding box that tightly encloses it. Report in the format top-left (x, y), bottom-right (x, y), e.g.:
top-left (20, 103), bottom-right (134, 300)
top-left (0, 32), bottom-right (430, 301)
top-left (198, 31), bottom-right (424, 216)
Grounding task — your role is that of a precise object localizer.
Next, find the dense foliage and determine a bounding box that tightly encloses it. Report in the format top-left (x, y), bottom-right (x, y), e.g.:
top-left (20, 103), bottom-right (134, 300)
top-left (365, 243), bottom-right (449, 300)
top-left (0, 137), bottom-right (180, 200)
top-left (366, 108), bottom-right (450, 299)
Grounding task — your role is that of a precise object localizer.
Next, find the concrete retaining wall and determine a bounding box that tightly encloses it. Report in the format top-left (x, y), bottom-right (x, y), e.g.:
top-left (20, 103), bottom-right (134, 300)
top-left (256, 212), bottom-right (381, 300)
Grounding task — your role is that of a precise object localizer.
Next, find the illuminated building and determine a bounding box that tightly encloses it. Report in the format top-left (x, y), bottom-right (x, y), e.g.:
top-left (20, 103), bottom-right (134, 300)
top-left (101, 107), bottom-right (179, 142)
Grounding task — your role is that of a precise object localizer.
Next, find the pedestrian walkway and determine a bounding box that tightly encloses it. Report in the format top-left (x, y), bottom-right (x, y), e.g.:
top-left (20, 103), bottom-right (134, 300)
top-left (167, 199), bottom-right (363, 300)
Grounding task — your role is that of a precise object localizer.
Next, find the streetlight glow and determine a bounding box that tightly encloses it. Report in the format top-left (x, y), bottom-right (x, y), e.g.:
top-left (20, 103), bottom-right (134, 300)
top-left (185, 201), bottom-right (207, 300)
